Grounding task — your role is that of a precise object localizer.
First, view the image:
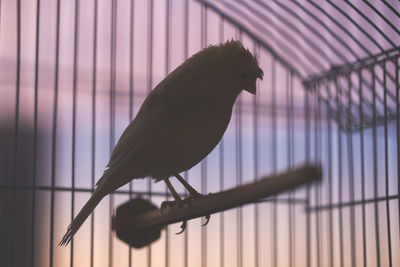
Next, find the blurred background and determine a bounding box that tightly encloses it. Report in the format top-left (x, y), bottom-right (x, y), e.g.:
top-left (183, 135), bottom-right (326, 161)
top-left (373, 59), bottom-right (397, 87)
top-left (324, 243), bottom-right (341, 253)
top-left (0, 0), bottom-right (399, 266)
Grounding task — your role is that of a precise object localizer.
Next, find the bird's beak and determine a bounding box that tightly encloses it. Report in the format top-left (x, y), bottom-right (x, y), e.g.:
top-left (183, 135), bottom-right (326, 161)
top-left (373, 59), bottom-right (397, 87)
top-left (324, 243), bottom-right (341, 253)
top-left (245, 67), bottom-right (263, 95)
top-left (245, 82), bottom-right (257, 95)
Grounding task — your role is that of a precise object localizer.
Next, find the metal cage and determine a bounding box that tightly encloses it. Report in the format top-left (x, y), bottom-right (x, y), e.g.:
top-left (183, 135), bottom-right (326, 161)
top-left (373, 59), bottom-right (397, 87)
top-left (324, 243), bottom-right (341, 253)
top-left (1, 1), bottom-right (399, 267)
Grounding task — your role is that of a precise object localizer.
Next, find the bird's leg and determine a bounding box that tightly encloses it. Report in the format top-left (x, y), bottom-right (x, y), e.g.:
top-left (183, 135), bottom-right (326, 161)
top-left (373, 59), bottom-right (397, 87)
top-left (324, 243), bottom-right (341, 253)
top-left (173, 173), bottom-right (202, 199)
top-left (174, 173), bottom-right (210, 226)
top-left (161, 177), bottom-right (188, 234)
top-left (160, 178), bottom-right (183, 212)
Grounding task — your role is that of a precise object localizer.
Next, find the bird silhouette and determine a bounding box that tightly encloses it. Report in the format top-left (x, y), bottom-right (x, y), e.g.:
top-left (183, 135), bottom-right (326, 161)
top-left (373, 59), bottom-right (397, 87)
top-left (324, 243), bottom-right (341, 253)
top-left (59, 40), bottom-right (264, 246)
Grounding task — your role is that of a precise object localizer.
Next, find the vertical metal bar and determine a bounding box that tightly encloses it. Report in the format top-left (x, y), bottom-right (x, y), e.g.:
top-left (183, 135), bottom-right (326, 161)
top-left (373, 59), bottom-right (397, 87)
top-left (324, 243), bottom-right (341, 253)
top-left (396, 57), bottom-right (400, 235)
top-left (302, 71), bottom-right (313, 267)
top-left (271, 57), bottom-right (277, 267)
top-left (383, 61), bottom-right (393, 267)
top-left (253, 41), bottom-right (260, 267)
top-left (147, 1), bottom-right (153, 266)
top-left (49, 0), bottom-right (61, 266)
top-left (358, 68), bottom-right (367, 267)
top-left (286, 70), bottom-right (293, 267)
top-left (236, 29), bottom-right (243, 267)
top-left (127, 0), bottom-right (134, 264)
top-left (164, 1), bottom-right (169, 267)
top-left (128, 0), bottom-right (135, 265)
top-left (90, 1), bottom-right (98, 266)
top-left (183, 1), bottom-right (189, 266)
top-left (219, 15), bottom-right (225, 267)
top-left (12, 0), bottom-right (21, 266)
top-left (371, 65), bottom-right (381, 267)
top-left (147, 0), bottom-right (153, 123)
top-left (314, 84), bottom-right (321, 267)
top-left (318, 89), bottom-right (323, 267)
top-left (290, 72), bottom-right (296, 267)
top-left (304, 84), bottom-right (310, 267)
top-left (326, 84), bottom-right (334, 267)
top-left (128, 0), bottom-right (135, 121)
top-left (109, 0), bottom-right (117, 265)
top-left (201, 156), bottom-right (207, 267)
top-left (334, 77), bottom-right (344, 267)
top-left (201, 5), bottom-right (207, 267)
top-left (346, 74), bottom-right (356, 267)
top-left (318, 88), bottom-right (324, 266)
top-left (31, 0), bottom-right (41, 265)
top-left (70, 1), bottom-right (80, 265)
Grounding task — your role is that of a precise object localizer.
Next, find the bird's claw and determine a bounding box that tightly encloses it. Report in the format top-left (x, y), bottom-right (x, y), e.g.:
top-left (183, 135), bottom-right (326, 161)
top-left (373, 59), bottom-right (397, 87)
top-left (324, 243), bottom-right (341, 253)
top-left (202, 214), bottom-right (210, 226)
top-left (163, 192), bottom-right (210, 234)
top-left (176, 220), bottom-right (187, 235)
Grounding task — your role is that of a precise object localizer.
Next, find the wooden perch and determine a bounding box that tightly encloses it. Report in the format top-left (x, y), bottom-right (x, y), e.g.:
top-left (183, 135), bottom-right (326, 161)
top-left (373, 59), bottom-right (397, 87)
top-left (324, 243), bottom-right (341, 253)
top-left (112, 164), bottom-right (321, 247)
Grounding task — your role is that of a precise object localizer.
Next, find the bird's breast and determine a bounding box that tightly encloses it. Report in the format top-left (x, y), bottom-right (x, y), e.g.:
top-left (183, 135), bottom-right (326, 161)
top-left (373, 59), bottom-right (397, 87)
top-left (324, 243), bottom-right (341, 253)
top-left (156, 102), bottom-right (233, 175)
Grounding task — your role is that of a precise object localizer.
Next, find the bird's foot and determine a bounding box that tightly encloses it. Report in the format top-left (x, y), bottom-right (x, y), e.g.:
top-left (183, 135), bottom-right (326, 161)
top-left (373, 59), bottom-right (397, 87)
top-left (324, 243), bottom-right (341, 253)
top-left (160, 194), bottom-right (198, 212)
top-left (161, 193), bottom-right (211, 234)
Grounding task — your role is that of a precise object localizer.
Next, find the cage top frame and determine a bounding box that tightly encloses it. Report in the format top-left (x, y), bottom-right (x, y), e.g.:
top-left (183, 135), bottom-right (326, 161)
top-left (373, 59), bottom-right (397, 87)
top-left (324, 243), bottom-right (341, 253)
top-left (199, 0), bottom-right (400, 80)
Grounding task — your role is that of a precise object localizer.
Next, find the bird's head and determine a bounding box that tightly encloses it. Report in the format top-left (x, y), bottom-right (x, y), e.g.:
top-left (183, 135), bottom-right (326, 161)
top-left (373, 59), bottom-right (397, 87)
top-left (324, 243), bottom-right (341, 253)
top-left (217, 40), bottom-right (264, 95)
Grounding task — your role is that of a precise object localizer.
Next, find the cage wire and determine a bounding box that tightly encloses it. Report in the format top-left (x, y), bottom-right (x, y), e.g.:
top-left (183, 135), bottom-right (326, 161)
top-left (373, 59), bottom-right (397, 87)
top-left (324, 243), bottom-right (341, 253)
top-left (0, 0), bottom-right (399, 267)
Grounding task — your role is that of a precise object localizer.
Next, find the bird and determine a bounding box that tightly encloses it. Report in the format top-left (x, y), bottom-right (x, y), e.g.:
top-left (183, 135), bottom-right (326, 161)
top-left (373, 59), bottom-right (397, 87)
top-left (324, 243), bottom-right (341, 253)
top-left (59, 40), bottom-right (264, 246)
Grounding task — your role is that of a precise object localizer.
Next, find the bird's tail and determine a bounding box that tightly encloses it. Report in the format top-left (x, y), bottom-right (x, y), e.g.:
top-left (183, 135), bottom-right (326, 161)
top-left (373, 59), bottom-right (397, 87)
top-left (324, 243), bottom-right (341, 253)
top-left (59, 187), bottom-right (105, 246)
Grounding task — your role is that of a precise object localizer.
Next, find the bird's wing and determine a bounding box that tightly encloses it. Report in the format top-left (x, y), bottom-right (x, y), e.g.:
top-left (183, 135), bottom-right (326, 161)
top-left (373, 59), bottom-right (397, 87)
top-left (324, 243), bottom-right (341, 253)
top-left (98, 66), bottom-right (198, 185)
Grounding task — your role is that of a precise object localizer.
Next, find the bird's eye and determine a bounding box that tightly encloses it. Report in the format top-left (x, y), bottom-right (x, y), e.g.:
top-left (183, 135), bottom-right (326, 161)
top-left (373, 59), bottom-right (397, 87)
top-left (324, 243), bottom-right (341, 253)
top-left (241, 73), bottom-right (247, 79)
